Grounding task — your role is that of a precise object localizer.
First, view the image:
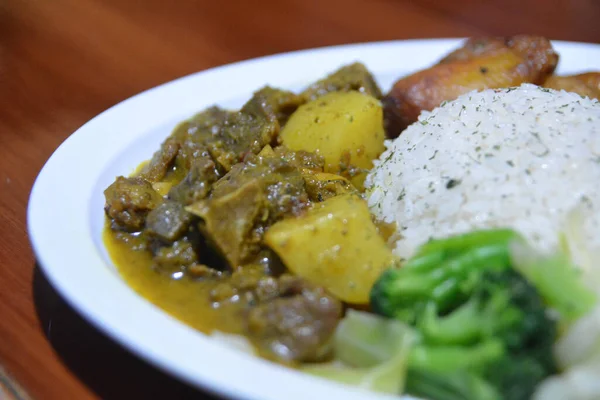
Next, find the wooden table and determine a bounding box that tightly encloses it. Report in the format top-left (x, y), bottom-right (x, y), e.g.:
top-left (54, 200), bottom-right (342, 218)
top-left (1, 0), bottom-right (598, 398)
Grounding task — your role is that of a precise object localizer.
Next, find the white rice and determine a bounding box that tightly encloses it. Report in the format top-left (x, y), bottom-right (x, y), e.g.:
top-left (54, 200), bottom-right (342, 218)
top-left (365, 84), bottom-right (600, 260)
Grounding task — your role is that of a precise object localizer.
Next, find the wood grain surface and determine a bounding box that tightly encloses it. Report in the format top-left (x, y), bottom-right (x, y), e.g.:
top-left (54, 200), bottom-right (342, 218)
top-left (0, 0), bottom-right (598, 399)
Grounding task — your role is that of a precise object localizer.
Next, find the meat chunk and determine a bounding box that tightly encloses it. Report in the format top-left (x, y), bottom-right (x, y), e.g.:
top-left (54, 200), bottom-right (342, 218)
top-left (303, 172), bottom-right (358, 202)
top-left (138, 137), bottom-right (180, 182)
top-left (208, 269), bottom-right (342, 363)
top-left (168, 155), bottom-right (221, 205)
top-left (209, 150), bottom-right (311, 220)
top-left (145, 201), bottom-right (192, 242)
top-left (139, 87), bottom-right (303, 208)
top-left (301, 62), bottom-right (382, 101)
top-left (206, 111), bottom-right (276, 172)
top-left (209, 263), bottom-right (291, 305)
top-left (243, 86), bottom-right (304, 126)
top-left (104, 176), bottom-right (162, 231)
top-left (246, 277), bottom-right (343, 363)
top-left (186, 99), bottom-right (278, 172)
top-left (189, 179), bottom-right (268, 268)
top-left (384, 35), bottom-right (559, 136)
top-left (274, 146), bottom-right (325, 172)
top-left (209, 265), bottom-right (271, 303)
top-left (151, 237), bottom-right (199, 278)
top-left (186, 151), bottom-right (311, 268)
top-left (174, 108), bottom-right (229, 173)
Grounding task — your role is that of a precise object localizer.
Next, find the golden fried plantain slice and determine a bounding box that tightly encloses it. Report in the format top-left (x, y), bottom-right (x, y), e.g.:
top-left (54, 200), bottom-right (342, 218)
top-left (438, 37), bottom-right (509, 64)
top-left (383, 36), bottom-right (559, 137)
top-left (543, 72), bottom-right (600, 100)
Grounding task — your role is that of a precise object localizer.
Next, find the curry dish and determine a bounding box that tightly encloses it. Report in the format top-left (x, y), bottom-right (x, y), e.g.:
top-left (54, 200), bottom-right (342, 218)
top-left (104, 36), bottom-right (600, 399)
top-left (104, 62), bottom-right (387, 363)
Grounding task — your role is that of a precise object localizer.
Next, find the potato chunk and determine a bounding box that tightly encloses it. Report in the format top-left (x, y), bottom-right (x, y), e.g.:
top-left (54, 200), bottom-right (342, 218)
top-left (280, 91), bottom-right (385, 190)
top-left (264, 194), bottom-right (394, 304)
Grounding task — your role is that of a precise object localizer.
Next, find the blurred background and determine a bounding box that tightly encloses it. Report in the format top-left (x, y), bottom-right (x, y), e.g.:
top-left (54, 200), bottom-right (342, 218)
top-left (0, 0), bottom-right (599, 399)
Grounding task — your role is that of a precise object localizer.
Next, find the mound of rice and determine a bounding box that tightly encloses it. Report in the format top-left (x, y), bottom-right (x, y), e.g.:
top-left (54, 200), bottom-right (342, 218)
top-left (365, 84), bottom-right (600, 260)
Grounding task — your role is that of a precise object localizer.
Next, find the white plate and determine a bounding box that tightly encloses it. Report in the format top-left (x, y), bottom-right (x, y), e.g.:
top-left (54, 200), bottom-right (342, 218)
top-left (28, 39), bottom-right (600, 400)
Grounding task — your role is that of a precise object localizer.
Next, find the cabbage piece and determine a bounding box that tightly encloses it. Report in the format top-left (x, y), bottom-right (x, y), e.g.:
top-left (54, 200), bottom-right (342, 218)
top-left (530, 207), bottom-right (600, 400)
top-left (533, 306), bottom-right (600, 400)
top-left (533, 357), bottom-right (600, 400)
top-left (554, 306), bottom-right (600, 369)
top-left (560, 205), bottom-right (600, 294)
top-left (303, 310), bottom-right (415, 394)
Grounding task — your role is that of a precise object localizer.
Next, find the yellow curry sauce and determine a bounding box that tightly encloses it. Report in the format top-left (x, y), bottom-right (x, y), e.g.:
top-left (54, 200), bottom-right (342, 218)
top-left (103, 161), bottom-right (245, 335)
top-left (104, 225), bottom-right (246, 335)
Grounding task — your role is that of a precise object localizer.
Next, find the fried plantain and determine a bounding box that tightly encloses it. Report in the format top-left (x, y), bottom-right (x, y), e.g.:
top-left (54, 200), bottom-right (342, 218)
top-left (543, 72), bottom-right (600, 100)
top-left (384, 36), bottom-right (559, 137)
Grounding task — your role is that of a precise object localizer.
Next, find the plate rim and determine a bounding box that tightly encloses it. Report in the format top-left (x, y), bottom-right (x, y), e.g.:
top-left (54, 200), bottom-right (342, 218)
top-left (27, 38), bottom-right (600, 400)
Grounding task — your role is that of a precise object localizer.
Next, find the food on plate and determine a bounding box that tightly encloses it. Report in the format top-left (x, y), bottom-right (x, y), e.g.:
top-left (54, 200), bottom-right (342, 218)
top-left (304, 226), bottom-right (596, 400)
top-left (383, 35), bottom-right (559, 137)
top-left (265, 194), bottom-right (394, 304)
top-left (302, 310), bottom-right (414, 394)
top-left (366, 84), bottom-right (600, 260)
top-left (543, 72), bottom-right (600, 100)
top-left (105, 62), bottom-right (385, 365)
top-left (300, 62), bottom-right (383, 102)
top-left (103, 36), bottom-right (600, 399)
top-left (280, 91), bottom-right (385, 189)
top-left (363, 85), bottom-right (600, 399)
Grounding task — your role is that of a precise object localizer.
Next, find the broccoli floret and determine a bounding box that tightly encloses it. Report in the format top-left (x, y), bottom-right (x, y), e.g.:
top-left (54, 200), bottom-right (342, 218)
top-left (371, 229), bottom-right (520, 320)
top-left (484, 355), bottom-right (551, 400)
top-left (405, 355), bottom-right (553, 400)
top-left (369, 229), bottom-right (560, 400)
top-left (403, 270), bottom-right (557, 400)
top-left (415, 269), bottom-right (557, 351)
top-left (405, 368), bottom-right (501, 400)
